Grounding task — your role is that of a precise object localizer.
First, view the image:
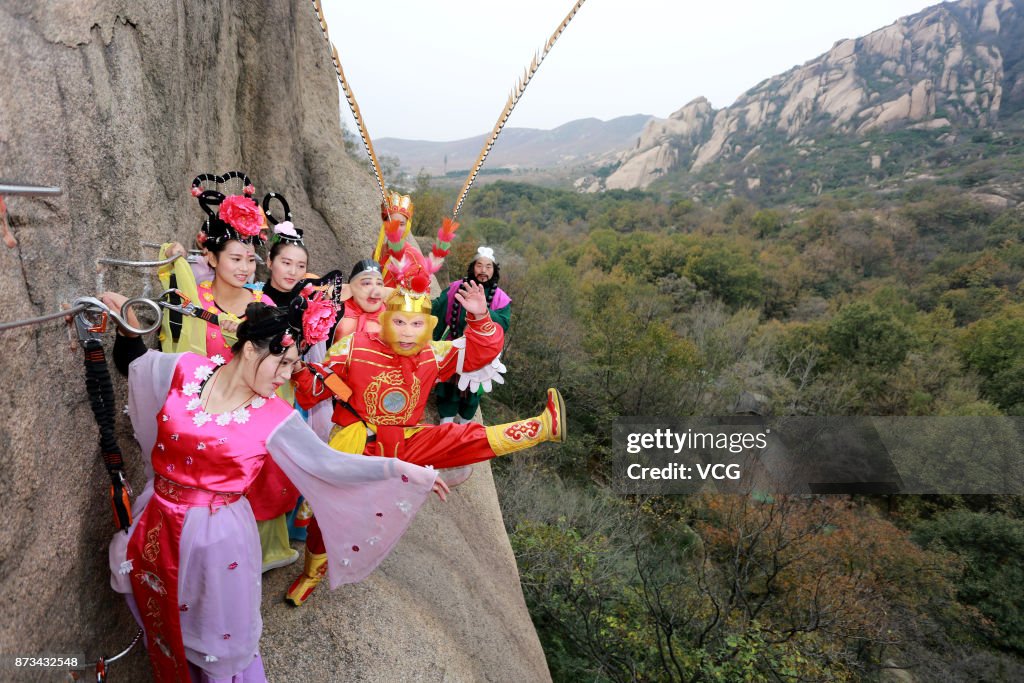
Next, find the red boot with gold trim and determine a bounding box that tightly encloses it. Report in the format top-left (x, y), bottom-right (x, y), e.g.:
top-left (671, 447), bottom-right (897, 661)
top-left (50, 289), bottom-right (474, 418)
top-left (285, 549), bottom-right (328, 607)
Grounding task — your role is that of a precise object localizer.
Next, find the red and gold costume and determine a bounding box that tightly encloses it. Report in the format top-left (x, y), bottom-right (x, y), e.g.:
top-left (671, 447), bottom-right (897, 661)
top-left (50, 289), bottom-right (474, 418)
top-left (285, 260), bottom-right (566, 606)
top-left (295, 312), bottom-right (503, 463)
top-left (338, 297), bottom-right (381, 336)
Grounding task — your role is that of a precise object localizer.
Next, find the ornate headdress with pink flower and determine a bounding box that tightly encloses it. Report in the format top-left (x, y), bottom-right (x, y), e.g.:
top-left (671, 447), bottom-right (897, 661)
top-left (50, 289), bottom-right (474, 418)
top-left (191, 171), bottom-right (268, 248)
top-left (262, 191), bottom-right (305, 249)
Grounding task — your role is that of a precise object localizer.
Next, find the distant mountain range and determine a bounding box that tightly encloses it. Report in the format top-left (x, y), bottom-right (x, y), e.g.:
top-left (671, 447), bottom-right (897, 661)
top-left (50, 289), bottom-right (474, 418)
top-left (376, 114), bottom-right (651, 176)
top-left (582, 0), bottom-right (1024, 198)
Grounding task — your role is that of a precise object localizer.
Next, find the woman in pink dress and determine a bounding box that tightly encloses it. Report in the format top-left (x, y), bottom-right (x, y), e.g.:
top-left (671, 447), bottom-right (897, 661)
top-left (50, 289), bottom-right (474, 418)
top-left (105, 299), bottom-right (445, 681)
top-left (162, 179), bottom-right (275, 361)
top-left (159, 177), bottom-right (298, 573)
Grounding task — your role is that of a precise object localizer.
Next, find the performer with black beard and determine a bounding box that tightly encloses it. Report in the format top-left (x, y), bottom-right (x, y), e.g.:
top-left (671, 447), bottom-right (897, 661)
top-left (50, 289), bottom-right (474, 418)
top-left (432, 247), bottom-right (511, 424)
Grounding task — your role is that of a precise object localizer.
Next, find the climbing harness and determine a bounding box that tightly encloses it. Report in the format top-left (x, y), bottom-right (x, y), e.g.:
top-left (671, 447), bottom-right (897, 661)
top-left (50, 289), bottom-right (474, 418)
top-left (72, 297), bottom-right (161, 532)
top-left (153, 287), bottom-right (221, 326)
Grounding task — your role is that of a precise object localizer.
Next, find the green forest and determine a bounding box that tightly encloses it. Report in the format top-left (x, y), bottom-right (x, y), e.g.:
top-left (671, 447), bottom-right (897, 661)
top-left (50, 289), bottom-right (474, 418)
top-left (409, 173), bottom-right (1024, 681)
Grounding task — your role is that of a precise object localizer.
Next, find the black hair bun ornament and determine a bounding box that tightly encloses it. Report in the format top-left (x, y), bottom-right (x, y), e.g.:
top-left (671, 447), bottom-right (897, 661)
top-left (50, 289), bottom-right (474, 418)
top-left (287, 292), bottom-right (308, 330)
top-left (264, 192), bottom-right (305, 248)
top-left (191, 171), bottom-right (255, 212)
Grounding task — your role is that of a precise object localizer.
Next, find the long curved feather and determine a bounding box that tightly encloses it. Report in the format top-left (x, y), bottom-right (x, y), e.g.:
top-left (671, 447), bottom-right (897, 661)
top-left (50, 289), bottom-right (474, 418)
top-left (309, 0), bottom-right (388, 206)
top-left (451, 0), bottom-right (588, 219)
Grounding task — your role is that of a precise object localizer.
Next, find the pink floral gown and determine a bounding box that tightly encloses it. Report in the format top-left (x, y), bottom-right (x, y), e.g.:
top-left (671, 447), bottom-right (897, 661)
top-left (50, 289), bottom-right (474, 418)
top-left (109, 352), bottom-right (436, 682)
top-left (194, 280), bottom-right (298, 524)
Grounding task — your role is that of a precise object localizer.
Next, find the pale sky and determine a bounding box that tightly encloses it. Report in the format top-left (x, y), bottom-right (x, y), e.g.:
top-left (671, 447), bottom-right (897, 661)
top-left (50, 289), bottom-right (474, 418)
top-left (319, 0), bottom-right (942, 142)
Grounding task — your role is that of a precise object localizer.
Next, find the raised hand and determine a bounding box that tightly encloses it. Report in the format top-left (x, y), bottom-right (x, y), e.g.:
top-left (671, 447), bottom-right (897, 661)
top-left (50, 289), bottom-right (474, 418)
top-left (166, 242), bottom-right (187, 259)
top-left (454, 279), bottom-right (488, 318)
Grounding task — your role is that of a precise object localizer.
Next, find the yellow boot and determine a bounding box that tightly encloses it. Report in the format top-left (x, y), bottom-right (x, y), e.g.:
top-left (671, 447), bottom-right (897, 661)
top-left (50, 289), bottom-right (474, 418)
top-left (285, 549), bottom-right (328, 607)
top-left (485, 388), bottom-right (566, 456)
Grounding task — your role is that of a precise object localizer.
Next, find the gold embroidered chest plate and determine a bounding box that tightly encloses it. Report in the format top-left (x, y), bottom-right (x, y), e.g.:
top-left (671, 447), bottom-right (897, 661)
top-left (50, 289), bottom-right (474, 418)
top-left (363, 369), bottom-right (421, 426)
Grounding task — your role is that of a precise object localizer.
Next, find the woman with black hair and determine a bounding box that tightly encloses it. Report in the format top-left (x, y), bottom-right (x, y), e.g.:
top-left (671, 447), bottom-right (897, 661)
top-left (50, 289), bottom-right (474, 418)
top-left (160, 175), bottom-right (307, 573)
top-left (264, 238), bottom-right (308, 305)
top-left (101, 297), bottom-right (445, 682)
top-left (260, 191), bottom-right (312, 308)
top-left (159, 173), bottom-right (275, 361)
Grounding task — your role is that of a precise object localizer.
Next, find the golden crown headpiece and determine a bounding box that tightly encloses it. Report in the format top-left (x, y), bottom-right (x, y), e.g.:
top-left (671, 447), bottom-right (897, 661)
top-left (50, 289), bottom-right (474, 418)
top-left (383, 251), bottom-right (432, 314)
top-left (385, 289), bottom-right (432, 315)
top-left (381, 190), bottom-right (414, 220)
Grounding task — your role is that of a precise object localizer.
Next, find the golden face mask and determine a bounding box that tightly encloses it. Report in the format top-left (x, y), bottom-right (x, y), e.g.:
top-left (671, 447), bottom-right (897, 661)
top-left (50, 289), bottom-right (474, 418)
top-left (380, 310), bottom-right (437, 356)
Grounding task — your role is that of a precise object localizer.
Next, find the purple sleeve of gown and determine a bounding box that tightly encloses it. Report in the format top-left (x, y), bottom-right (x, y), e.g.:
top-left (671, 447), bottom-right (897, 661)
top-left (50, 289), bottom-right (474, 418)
top-left (110, 350), bottom-right (182, 594)
top-left (266, 413), bottom-right (437, 587)
top-left (491, 287), bottom-right (511, 310)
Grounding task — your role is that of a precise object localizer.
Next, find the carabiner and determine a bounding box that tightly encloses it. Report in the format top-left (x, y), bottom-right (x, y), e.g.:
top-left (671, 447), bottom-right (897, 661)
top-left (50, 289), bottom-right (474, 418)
top-left (72, 296), bottom-right (162, 339)
top-left (155, 288), bottom-right (200, 318)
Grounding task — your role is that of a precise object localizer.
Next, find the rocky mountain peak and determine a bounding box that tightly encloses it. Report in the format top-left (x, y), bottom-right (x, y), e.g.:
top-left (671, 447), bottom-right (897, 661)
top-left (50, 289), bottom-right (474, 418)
top-left (595, 0), bottom-right (1024, 191)
top-left (601, 97), bottom-right (713, 191)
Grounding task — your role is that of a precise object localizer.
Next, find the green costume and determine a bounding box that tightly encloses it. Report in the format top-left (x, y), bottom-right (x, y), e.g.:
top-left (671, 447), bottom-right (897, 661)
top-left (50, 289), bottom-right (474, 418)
top-left (432, 276), bottom-right (511, 420)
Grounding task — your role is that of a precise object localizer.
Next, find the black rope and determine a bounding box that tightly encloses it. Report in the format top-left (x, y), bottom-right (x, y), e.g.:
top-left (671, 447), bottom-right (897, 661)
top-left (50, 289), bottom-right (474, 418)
top-left (82, 339), bottom-right (132, 532)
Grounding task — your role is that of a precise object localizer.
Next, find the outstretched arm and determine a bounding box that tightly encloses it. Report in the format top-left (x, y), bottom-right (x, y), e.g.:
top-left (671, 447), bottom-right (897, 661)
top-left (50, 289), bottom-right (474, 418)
top-left (436, 281), bottom-right (504, 383)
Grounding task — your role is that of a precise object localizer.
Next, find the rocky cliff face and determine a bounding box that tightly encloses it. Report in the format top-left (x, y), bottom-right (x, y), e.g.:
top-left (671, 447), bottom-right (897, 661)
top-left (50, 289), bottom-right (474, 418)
top-left (0, 2), bottom-right (548, 680)
top-left (595, 0), bottom-right (1024, 190)
top-left (600, 98), bottom-right (713, 191)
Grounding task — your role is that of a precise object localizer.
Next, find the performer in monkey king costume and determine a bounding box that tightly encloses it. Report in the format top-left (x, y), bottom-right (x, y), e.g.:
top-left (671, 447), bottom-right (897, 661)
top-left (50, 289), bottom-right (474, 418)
top-left (285, 254), bottom-right (566, 606)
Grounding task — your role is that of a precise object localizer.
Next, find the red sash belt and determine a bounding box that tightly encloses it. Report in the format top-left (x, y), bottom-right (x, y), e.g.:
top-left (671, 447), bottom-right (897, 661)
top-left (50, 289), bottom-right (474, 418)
top-left (154, 475), bottom-right (244, 512)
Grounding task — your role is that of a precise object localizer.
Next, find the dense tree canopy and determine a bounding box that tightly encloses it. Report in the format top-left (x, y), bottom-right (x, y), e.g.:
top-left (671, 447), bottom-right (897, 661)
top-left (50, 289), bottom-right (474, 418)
top-left (414, 177), bottom-right (1024, 681)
